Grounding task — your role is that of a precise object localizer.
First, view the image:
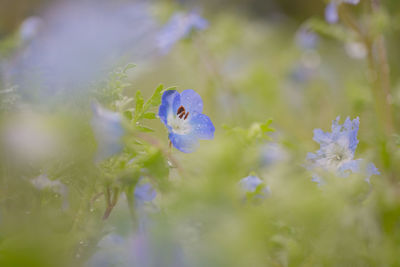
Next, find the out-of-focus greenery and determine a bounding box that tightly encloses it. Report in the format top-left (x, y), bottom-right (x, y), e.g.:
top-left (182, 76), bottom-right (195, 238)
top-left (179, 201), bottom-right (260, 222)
top-left (1, 0), bottom-right (400, 267)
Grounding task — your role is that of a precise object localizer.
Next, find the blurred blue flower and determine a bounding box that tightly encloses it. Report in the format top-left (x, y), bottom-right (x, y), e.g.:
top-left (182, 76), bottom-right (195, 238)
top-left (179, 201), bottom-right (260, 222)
top-left (134, 180), bottom-right (158, 232)
top-left (260, 143), bottom-right (289, 167)
top-left (307, 116), bottom-right (379, 183)
top-left (135, 182), bottom-right (157, 203)
top-left (325, 0), bottom-right (360, 24)
top-left (19, 16), bottom-right (43, 43)
top-left (295, 27), bottom-right (319, 50)
top-left (89, 234), bottom-right (127, 267)
top-left (91, 103), bottom-right (124, 161)
top-left (239, 175), bottom-right (270, 199)
top-left (158, 89), bottom-right (215, 153)
top-left (157, 11), bottom-right (208, 54)
top-left (89, 231), bottom-right (188, 267)
top-left (9, 2), bottom-right (158, 95)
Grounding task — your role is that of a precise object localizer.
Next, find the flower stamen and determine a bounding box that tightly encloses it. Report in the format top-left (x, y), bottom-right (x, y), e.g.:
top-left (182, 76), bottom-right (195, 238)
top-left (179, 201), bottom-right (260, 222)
top-left (177, 105), bottom-right (185, 116)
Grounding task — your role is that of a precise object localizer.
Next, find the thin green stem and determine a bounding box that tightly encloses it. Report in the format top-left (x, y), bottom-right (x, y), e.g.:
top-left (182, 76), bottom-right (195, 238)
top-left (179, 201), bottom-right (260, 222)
top-left (339, 4), bottom-right (394, 136)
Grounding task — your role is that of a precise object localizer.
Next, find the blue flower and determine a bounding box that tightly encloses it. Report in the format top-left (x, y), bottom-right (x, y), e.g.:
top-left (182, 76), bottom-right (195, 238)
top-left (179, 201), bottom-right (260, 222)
top-left (157, 11), bottom-right (208, 54)
top-left (158, 89), bottom-right (215, 153)
top-left (307, 116), bottom-right (379, 183)
top-left (91, 103), bottom-right (124, 161)
top-left (295, 27), bottom-right (319, 50)
top-left (134, 182), bottom-right (157, 203)
top-left (325, 0), bottom-right (360, 24)
top-left (239, 175), bottom-right (270, 199)
top-left (260, 143), bottom-right (289, 167)
top-left (89, 231), bottom-right (188, 267)
top-left (19, 16), bottom-right (43, 43)
top-left (133, 180), bottom-right (158, 232)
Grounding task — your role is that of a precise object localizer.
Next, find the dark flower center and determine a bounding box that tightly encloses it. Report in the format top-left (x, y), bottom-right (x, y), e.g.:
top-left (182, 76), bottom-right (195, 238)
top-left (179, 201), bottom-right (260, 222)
top-left (177, 105), bottom-right (189, 120)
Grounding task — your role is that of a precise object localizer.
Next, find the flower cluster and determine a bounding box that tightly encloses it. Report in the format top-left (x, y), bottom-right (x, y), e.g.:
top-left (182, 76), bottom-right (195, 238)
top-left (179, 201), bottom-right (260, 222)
top-left (307, 116), bottom-right (379, 183)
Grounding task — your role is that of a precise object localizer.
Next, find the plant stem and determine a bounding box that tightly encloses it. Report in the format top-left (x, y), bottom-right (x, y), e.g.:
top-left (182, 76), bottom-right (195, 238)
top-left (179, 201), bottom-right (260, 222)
top-left (370, 0), bottom-right (394, 135)
top-left (102, 186), bottom-right (119, 220)
top-left (339, 4), bottom-right (394, 136)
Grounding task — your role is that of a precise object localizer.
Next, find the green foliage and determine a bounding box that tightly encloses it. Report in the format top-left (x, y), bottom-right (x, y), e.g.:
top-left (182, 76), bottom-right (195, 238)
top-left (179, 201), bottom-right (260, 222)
top-left (93, 63), bottom-right (136, 110)
top-left (223, 119), bottom-right (274, 143)
top-left (125, 84), bottom-right (175, 132)
top-left (306, 18), bottom-right (349, 41)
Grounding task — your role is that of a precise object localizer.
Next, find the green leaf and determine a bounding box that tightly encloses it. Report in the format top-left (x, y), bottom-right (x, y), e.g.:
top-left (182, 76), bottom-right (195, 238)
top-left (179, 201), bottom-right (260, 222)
top-left (123, 110), bottom-right (133, 120)
top-left (142, 112), bottom-right (157, 119)
top-left (123, 63), bottom-right (136, 72)
top-left (134, 90), bottom-right (144, 121)
top-left (136, 125), bottom-right (154, 132)
top-left (148, 84), bottom-right (164, 107)
top-left (260, 119), bottom-right (274, 133)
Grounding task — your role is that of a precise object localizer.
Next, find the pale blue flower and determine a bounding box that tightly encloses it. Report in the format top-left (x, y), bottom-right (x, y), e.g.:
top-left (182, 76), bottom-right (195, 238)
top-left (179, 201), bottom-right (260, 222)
top-left (135, 182), bottom-right (157, 203)
top-left (325, 0), bottom-right (360, 24)
top-left (158, 89), bottom-right (215, 153)
top-left (19, 16), bottom-right (43, 43)
top-left (295, 27), bottom-right (319, 50)
top-left (91, 103), bottom-right (124, 161)
top-left (157, 11), bottom-right (208, 54)
top-left (260, 143), bottom-right (289, 167)
top-left (134, 180), bottom-right (158, 232)
top-left (239, 175), bottom-right (270, 199)
top-left (89, 232), bottom-right (188, 267)
top-left (307, 116), bottom-right (359, 173)
top-left (307, 116), bottom-right (379, 183)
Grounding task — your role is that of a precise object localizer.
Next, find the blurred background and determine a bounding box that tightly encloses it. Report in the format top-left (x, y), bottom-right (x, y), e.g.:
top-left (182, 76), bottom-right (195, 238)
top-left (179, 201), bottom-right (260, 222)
top-left (1, 0), bottom-right (400, 266)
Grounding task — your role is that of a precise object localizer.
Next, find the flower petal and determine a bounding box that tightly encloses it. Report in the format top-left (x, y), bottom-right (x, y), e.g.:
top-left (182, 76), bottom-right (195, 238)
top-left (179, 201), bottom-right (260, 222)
top-left (180, 89), bottom-right (203, 114)
top-left (158, 90), bottom-right (178, 125)
top-left (189, 113), bottom-right (215, 140)
top-left (169, 132), bottom-right (199, 153)
top-left (344, 116), bottom-right (359, 153)
top-left (313, 128), bottom-right (332, 145)
top-left (338, 159), bottom-right (361, 177)
top-left (365, 163), bottom-right (380, 183)
top-left (172, 92), bottom-right (182, 114)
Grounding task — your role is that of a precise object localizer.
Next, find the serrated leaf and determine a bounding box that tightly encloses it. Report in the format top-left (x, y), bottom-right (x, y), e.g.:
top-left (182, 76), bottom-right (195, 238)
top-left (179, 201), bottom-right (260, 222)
top-left (148, 84), bottom-right (164, 107)
top-left (134, 90), bottom-right (144, 120)
top-left (123, 63), bottom-right (136, 72)
top-left (143, 112), bottom-right (157, 119)
top-left (260, 119), bottom-right (274, 133)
